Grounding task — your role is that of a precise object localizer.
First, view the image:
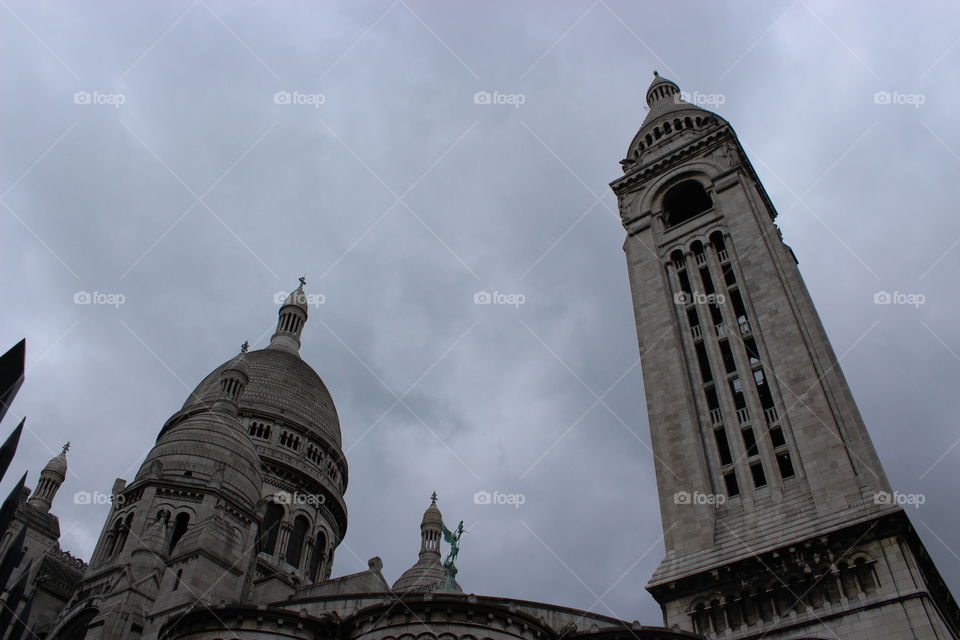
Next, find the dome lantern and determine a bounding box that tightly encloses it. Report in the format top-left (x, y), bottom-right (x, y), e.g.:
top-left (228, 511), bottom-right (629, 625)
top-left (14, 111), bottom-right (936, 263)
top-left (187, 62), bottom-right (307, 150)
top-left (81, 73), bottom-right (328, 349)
top-left (269, 277), bottom-right (309, 355)
top-left (27, 442), bottom-right (69, 513)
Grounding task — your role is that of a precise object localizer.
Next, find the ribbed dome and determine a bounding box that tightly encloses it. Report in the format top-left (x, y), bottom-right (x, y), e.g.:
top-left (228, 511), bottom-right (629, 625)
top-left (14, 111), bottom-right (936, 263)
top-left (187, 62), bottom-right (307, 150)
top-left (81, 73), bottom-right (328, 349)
top-left (640, 71), bottom-right (704, 130)
top-left (422, 502), bottom-right (443, 526)
top-left (42, 452), bottom-right (67, 478)
top-left (281, 285), bottom-right (309, 313)
top-left (137, 410), bottom-right (263, 512)
top-left (182, 347), bottom-right (341, 447)
top-left (392, 554), bottom-right (449, 593)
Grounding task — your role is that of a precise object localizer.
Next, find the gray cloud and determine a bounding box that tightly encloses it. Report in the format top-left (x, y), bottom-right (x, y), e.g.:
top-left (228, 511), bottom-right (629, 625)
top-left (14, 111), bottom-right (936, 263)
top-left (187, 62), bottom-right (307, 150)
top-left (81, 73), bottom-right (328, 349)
top-left (2, 0), bottom-right (959, 624)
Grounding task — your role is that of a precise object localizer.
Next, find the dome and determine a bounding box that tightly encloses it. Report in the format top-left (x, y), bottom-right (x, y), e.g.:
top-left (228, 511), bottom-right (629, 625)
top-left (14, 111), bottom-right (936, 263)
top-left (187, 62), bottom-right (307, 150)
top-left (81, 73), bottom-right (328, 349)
top-left (181, 347), bottom-right (341, 447)
top-left (137, 410), bottom-right (263, 512)
top-left (281, 285), bottom-right (309, 313)
top-left (622, 72), bottom-right (727, 166)
top-left (422, 501), bottom-right (443, 527)
top-left (42, 452), bottom-right (68, 478)
top-left (392, 554), bottom-right (449, 593)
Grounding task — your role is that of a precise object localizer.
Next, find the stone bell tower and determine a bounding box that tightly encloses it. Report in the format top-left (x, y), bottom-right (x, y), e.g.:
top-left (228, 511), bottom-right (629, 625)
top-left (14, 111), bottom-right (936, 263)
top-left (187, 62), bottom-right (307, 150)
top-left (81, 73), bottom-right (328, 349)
top-left (612, 72), bottom-right (960, 639)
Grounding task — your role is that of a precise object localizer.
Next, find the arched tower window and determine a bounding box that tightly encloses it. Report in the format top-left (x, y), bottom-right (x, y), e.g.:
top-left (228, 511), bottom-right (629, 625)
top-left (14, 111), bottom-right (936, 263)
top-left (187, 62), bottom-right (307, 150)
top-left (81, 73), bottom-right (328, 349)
top-left (259, 502), bottom-right (284, 555)
top-left (105, 517), bottom-right (122, 557)
top-left (663, 180), bottom-right (712, 229)
top-left (309, 531), bottom-right (328, 582)
top-left (111, 512), bottom-right (134, 557)
top-left (168, 512), bottom-right (190, 554)
top-left (285, 515), bottom-right (309, 569)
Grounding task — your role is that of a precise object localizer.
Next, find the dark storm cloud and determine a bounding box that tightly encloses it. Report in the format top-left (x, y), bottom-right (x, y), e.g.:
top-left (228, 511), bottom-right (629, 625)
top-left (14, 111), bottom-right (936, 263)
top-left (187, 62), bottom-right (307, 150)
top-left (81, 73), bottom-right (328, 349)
top-left (2, 0), bottom-right (959, 624)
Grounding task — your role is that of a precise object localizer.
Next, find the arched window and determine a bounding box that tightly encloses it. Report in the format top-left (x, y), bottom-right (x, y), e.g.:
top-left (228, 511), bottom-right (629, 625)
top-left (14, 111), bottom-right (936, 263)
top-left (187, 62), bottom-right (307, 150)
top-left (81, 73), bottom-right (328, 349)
top-left (662, 180), bottom-right (712, 229)
top-left (309, 531), bottom-right (328, 582)
top-left (692, 602), bottom-right (709, 635)
top-left (105, 517), bottom-right (122, 557)
top-left (259, 502), bottom-right (284, 555)
top-left (855, 556), bottom-right (878, 594)
top-left (285, 515), bottom-right (309, 569)
top-left (168, 512), bottom-right (190, 554)
top-left (113, 512), bottom-right (134, 557)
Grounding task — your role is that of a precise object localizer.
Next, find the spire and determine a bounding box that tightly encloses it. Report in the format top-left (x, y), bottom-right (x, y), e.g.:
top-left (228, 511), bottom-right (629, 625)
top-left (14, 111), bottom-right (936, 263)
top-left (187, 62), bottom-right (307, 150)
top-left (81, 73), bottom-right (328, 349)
top-left (268, 277), bottom-right (309, 355)
top-left (26, 445), bottom-right (68, 513)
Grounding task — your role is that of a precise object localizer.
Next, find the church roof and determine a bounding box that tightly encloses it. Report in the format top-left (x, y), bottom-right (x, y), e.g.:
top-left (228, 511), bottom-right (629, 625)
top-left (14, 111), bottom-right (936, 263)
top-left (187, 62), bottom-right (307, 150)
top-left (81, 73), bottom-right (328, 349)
top-left (182, 346), bottom-right (341, 447)
top-left (391, 554), bottom-right (449, 593)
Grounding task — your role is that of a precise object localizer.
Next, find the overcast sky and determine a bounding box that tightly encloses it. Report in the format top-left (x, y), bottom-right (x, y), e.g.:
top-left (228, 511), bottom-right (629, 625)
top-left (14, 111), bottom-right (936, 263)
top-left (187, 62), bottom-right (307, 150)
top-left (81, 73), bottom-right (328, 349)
top-left (2, 0), bottom-right (960, 626)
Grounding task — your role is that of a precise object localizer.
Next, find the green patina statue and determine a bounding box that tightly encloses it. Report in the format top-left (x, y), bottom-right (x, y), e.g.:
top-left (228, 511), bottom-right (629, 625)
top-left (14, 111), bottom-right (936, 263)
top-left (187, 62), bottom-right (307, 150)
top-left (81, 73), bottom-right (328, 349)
top-left (441, 520), bottom-right (465, 570)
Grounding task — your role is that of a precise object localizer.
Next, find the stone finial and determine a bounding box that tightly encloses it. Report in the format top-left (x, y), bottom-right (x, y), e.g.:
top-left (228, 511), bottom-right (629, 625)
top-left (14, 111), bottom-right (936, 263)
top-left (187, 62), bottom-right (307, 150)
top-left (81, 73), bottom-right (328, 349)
top-left (240, 341), bottom-right (249, 354)
top-left (430, 491), bottom-right (438, 505)
top-left (61, 442), bottom-right (70, 455)
top-left (299, 275), bottom-right (307, 288)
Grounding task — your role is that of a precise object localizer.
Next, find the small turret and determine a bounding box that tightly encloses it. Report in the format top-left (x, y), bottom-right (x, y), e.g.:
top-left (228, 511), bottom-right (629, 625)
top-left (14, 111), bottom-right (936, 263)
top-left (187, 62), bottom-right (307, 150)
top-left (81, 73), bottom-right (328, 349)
top-left (268, 277), bottom-right (309, 355)
top-left (26, 443), bottom-right (68, 513)
top-left (212, 343), bottom-right (251, 414)
top-left (392, 493), bottom-right (461, 593)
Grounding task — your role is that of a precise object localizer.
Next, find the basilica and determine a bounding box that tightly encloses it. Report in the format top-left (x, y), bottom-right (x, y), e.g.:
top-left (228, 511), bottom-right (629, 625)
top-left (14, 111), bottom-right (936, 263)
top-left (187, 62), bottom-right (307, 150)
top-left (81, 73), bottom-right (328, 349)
top-left (3, 73), bottom-right (959, 639)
